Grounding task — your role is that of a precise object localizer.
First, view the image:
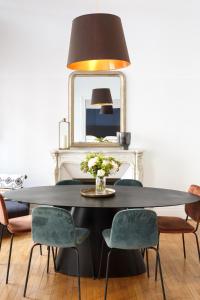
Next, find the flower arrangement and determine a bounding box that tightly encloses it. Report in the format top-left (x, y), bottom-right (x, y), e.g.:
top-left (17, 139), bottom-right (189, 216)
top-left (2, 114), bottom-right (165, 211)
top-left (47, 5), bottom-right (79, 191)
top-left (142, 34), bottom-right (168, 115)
top-left (80, 152), bottom-right (121, 194)
top-left (80, 152), bottom-right (121, 178)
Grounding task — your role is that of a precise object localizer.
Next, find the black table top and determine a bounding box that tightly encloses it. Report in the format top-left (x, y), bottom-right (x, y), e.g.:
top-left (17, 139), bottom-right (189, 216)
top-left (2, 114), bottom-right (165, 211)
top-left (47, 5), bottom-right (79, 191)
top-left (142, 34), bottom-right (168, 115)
top-left (4, 185), bottom-right (200, 208)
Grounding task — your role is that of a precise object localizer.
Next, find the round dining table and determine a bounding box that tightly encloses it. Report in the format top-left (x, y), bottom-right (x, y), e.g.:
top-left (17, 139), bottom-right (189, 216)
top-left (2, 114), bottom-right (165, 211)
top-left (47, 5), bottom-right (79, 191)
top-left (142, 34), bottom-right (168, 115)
top-left (4, 185), bottom-right (199, 278)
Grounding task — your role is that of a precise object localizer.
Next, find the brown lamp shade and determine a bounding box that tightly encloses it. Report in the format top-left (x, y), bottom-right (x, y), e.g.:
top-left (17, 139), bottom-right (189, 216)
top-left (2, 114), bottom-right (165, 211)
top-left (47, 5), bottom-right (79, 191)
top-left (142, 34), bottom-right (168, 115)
top-left (91, 88), bottom-right (113, 105)
top-left (67, 13), bottom-right (130, 71)
top-left (100, 105), bottom-right (113, 114)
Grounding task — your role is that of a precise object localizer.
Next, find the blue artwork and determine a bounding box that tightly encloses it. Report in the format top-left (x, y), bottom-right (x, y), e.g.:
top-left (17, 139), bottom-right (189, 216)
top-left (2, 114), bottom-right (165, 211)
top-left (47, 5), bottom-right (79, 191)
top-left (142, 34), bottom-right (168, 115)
top-left (86, 108), bottom-right (120, 137)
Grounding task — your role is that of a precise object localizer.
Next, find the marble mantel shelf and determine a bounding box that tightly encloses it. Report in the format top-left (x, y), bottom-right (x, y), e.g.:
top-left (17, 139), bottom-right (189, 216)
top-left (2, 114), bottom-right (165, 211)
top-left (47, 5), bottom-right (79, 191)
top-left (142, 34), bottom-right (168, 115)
top-left (51, 148), bottom-right (144, 183)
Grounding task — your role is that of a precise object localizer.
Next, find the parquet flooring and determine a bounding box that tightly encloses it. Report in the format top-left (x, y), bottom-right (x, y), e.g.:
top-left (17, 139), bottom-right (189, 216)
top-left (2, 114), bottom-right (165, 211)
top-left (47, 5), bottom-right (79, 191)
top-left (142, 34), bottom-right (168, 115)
top-left (0, 228), bottom-right (199, 300)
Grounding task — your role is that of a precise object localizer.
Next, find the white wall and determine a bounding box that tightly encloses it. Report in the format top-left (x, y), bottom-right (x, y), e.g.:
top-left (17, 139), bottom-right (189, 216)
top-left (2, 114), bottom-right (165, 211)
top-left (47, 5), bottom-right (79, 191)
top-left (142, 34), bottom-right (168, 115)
top-left (0, 1), bottom-right (200, 215)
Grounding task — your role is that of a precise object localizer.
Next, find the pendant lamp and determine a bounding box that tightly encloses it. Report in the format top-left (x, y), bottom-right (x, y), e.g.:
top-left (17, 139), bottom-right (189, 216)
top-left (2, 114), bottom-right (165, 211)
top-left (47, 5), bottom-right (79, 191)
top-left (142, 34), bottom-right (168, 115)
top-left (91, 88), bottom-right (113, 105)
top-left (67, 13), bottom-right (130, 71)
top-left (100, 105), bottom-right (113, 114)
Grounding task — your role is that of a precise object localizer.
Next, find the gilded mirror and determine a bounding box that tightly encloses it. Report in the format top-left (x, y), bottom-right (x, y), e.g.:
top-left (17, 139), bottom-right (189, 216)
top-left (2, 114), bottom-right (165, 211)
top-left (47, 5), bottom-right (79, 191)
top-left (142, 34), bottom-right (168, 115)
top-left (68, 71), bottom-right (126, 147)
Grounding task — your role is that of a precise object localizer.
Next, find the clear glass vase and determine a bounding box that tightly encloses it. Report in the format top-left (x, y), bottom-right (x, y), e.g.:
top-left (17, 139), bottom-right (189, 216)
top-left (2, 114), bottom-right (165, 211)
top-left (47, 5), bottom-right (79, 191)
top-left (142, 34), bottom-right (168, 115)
top-left (96, 177), bottom-right (106, 194)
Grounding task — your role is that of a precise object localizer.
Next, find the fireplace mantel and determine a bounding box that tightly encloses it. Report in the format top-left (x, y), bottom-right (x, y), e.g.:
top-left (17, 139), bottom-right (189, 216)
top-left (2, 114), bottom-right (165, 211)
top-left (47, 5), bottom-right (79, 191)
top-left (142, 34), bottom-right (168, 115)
top-left (51, 148), bottom-right (144, 183)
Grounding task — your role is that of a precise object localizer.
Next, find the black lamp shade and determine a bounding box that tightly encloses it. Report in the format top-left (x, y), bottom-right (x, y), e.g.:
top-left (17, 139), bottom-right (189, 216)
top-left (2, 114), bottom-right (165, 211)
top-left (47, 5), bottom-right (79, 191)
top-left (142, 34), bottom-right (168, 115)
top-left (100, 105), bottom-right (114, 114)
top-left (91, 88), bottom-right (113, 105)
top-left (67, 13), bottom-right (130, 71)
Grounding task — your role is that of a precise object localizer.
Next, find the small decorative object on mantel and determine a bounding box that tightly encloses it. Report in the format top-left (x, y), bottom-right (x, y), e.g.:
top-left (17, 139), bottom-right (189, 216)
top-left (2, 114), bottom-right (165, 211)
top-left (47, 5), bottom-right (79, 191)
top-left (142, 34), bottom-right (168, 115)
top-left (59, 118), bottom-right (70, 150)
top-left (80, 152), bottom-right (121, 196)
top-left (117, 132), bottom-right (131, 150)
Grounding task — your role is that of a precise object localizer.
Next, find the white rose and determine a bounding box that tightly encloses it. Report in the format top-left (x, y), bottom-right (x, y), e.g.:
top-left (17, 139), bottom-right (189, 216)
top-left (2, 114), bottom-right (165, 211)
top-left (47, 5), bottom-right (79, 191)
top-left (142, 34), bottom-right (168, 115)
top-left (97, 169), bottom-right (105, 177)
top-left (102, 159), bottom-right (109, 166)
top-left (88, 157), bottom-right (97, 168)
top-left (110, 161), bottom-right (119, 175)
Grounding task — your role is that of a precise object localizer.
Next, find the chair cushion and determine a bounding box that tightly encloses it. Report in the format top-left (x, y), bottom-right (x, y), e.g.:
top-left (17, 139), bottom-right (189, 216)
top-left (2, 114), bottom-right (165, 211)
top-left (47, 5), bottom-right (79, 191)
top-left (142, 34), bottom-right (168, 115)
top-left (75, 227), bottom-right (90, 245)
top-left (5, 200), bottom-right (30, 219)
top-left (158, 216), bottom-right (195, 233)
top-left (8, 215), bottom-right (32, 234)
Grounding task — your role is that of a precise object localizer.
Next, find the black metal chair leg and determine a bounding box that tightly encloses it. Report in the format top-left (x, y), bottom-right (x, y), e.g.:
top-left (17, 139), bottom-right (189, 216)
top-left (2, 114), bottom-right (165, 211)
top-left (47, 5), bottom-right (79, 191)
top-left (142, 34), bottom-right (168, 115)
top-left (155, 235), bottom-right (160, 281)
top-left (6, 234), bottom-right (14, 284)
top-left (40, 245), bottom-right (42, 256)
top-left (55, 247), bottom-right (58, 259)
top-left (23, 243), bottom-right (40, 297)
top-left (89, 238), bottom-right (95, 279)
top-left (0, 225), bottom-right (5, 251)
top-left (141, 248), bottom-right (145, 258)
top-left (156, 250), bottom-right (166, 300)
top-left (194, 232), bottom-right (200, 262)
top-left (145, 248), bottom-right (150, 277)
top-left (182, 233), bottom-right (186, 259)
top-left (150, 247), bottom-right (166, 300)
top-left (47, 246), bottom-right (50, 273)
top-left (104, 249), bottom-right (112, 300)
top-left (98, 239), bottom-right (104, 279)
top-left (73, 248), bottom-right (81, 300)
top-left (51, 247), bottom-right (57, 272)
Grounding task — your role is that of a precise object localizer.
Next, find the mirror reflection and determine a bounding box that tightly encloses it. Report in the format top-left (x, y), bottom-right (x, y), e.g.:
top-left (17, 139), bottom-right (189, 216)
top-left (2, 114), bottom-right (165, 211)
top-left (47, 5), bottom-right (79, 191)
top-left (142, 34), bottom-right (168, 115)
top-left (69, 72), bottom-right (126, 147)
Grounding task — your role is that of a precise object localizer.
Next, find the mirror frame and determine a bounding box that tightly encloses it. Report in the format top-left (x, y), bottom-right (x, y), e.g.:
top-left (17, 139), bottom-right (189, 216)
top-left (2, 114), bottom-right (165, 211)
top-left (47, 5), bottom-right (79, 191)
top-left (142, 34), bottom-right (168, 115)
top-left (68, 71), bottom-right (126, 147)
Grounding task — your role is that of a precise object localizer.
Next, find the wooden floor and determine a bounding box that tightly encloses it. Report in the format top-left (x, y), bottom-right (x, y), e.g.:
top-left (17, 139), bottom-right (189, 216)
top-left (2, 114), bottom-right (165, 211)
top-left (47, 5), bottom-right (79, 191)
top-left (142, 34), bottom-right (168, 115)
top-left (0, 230), bottom-right (199, 300)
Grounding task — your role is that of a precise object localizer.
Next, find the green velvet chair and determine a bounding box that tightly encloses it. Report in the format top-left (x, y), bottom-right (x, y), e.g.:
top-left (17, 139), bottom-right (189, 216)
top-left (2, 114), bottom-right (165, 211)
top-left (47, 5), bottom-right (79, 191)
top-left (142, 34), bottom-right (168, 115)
top-left (23, 206), bottom-right (92, 300)
top-left (56, 179), bottom-right (81, 185)
top-left (114, 178), bottom-right (143, 187)
top-left (99, 209), bottom-right (166, 300)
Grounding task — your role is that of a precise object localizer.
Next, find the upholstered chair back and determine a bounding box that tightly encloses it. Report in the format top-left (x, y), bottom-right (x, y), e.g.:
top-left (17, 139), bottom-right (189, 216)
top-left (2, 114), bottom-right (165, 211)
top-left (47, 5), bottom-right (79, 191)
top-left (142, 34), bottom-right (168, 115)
top-left (109, 209), bottom-right (158, 249)
top-left (56, 179), bottom-right (81, 185)
top-left (114, 179), bottom-right (143, 187)
top-left (32, 206), bottom-right (76, 248)
top-left (0, 194), bottom-right (9, 226)
top-left (185, 185), bottom-right (200, 222)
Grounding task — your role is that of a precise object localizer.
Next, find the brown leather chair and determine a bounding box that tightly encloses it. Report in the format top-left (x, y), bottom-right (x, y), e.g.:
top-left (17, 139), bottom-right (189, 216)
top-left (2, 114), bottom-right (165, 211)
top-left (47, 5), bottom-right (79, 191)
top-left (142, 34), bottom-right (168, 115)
top-left (0, 194), bottom-right (32, 283)
top-left (157, 185), bottom-right (200, 263)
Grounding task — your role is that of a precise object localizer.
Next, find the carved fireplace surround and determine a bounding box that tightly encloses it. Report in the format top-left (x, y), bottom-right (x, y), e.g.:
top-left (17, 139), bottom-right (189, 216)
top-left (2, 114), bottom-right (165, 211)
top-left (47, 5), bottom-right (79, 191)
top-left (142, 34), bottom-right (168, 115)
top-left (51, 149), bottom-right (143, 184)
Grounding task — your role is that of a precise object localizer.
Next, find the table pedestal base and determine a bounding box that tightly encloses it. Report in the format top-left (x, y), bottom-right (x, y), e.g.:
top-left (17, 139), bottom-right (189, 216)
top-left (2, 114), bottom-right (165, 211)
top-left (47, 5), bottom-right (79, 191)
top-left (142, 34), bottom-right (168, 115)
top-left (56, 208), bottom-right (146, 277)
